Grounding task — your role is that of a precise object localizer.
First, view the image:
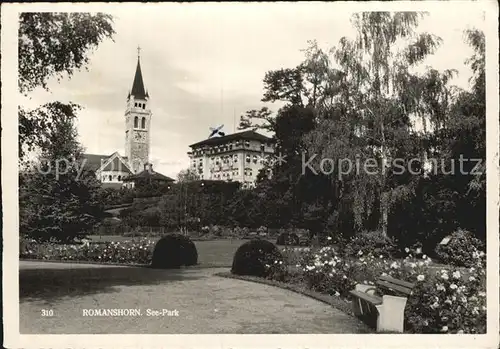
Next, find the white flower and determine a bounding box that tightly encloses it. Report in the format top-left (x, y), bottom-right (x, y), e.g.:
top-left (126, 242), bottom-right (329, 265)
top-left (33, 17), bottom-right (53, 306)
top-left (390, 262), bottom-right (398, 269)
top-left (436, 283), bottom-right (446, 291)
top-left (457, 330), bottom-right (464, 334)
top-left (343, 275), bottom-right (347, 279)
top-left (410, 263), bottom-right (416, 268)
top-left (417, 274), bottom-right (425, 281)
top-left (357, 250), bottom-right (363, 256)
top-left (379, 255), bottom-right (384, 259)
top-left (430, 302), bottom-right (439, 309)
top-left (381, 272), bottom-right (388, 277)
top-left (452, 271), bottom-right (461, 279)
top-left (460, 296), bottom-right (467, 303)
top-left (327, 236), bottom-right (332, 240)
top-left (478, 291), bottom-right (486, 297)
top-left (449, 283), bottom-right (458, 290)
top-left (334, 291), bottom-right (340, 296)
top-left (444, 299), bottom-right (452, 305)
top-left (441, 273), bottom-right (449, 280)
top-left (441, 326), bottom-right (448, 332)
top-left (422, 254), bottom-right (427, 259)
top-left (469, 276), bottom-right (476, 281)
top-left (405, 247), bottom-right (410, 253)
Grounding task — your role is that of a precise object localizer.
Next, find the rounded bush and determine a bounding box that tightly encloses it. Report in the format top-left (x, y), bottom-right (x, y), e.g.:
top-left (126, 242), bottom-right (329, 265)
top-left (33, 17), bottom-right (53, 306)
top-left (276, 232), bottom-right (300, 246)
top-left (344, 230), bottom-right (397, 258)
top-left (435, 229), bottom-right (485, 267)
top-left (231, 239), bottom-right (284, 278)
top-left (151, 234), bottom-right (198, 268)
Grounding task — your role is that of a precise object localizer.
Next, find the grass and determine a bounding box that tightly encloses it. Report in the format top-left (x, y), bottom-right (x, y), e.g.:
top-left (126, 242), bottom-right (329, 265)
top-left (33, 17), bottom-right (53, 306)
top-left (88, 235), bottom-right (249, 267)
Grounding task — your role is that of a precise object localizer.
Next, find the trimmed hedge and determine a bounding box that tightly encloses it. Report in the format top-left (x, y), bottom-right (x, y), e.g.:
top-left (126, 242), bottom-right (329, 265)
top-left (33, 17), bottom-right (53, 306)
top-left (231, 239), bottom-right (284, 278)
top-left (151, 234), bottom-right (198, 269)
top-left (276, 232), bottom-right (300, 246)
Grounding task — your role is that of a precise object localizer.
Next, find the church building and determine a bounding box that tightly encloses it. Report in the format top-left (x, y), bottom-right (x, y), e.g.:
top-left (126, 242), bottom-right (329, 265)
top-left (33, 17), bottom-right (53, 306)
top-left (84, 50), bottom-right (174, 189)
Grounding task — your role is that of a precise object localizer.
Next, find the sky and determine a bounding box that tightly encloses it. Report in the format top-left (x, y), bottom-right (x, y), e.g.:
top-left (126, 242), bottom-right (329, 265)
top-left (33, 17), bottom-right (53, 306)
top-left (20, 3), bottom-right (486, 179)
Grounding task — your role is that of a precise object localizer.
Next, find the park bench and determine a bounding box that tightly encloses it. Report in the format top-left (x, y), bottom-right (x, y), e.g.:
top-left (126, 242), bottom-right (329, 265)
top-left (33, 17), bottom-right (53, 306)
top-left (349, 275), bottom-right (415, 333)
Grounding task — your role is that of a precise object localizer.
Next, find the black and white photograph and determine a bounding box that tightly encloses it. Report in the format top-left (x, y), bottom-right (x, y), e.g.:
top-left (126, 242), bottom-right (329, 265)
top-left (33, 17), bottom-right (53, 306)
top-left (2, 1), bottom-right (498, 348)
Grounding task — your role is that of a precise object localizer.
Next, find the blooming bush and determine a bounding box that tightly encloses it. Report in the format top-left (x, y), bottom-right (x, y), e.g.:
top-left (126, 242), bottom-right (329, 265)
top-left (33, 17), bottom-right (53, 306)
top-left (344, 230), bottom-right (398, 258)
top-left (20, 237), bottom-right (155, 264)
top-left (435, 229), bottom-right (485, 267)
top-left (295, 245), bottom-right (486, 334)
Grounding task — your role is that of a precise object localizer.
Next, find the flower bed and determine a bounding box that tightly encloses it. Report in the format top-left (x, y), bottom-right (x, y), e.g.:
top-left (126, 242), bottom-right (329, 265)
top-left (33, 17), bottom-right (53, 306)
top-left (20, 238), bottom-right (155, 265)
top-left (274, 245), bottom-right (486, 334)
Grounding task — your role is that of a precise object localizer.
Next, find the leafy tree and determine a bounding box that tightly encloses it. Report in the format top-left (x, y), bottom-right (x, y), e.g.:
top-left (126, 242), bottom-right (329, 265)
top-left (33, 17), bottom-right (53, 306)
top-left (177, 168), bottom-right (200, 182)
top-left (18, 13), bottom-right (115, 241)
top-left (305, 12), bottom-right (453, 235)
top-left (18, 12), bottom-right (115, 158)
top-left (19, 107), bottom-right (103, 242)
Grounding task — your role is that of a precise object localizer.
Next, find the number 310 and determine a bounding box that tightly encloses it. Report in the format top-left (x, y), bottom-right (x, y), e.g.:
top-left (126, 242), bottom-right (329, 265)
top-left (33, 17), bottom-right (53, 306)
top-left (41, 309), bottom-right (54, 317)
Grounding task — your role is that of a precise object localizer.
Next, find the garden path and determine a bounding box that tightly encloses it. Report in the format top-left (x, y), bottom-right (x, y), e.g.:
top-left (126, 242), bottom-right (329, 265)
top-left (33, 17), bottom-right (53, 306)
top-left (19, 261), bottom-right (370, 334)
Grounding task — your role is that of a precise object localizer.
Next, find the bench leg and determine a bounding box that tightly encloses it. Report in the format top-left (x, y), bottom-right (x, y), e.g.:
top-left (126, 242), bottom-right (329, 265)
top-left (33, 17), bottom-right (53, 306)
top-left (351, 298), bottom-right (380, 329)
top-left (376, 295), bottom-right (407, 333)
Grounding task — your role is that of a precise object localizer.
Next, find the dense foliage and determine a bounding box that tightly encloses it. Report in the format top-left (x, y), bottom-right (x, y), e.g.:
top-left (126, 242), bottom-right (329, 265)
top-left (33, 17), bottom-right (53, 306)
top-left (435, 229), bottom-right (485, 268)
top-left (231, 240), bottom-right (285, 279)
top-left (151, 234), bottom-right (198, 269)
top-left (276, 232), bottom-right (300, 246)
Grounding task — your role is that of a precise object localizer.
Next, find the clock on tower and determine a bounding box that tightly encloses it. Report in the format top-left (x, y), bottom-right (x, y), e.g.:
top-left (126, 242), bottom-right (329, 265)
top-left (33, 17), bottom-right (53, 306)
top-left (125, 50), bottom-right (152, 173)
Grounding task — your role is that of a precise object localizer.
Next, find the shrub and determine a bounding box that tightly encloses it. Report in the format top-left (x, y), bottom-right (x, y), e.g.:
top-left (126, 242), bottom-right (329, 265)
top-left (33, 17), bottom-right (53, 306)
top-left (344, 230), bottom-right (398, 258)
top-left (231, 239), bottom-right (285, 279)
top-left (151, 234), bottom-right (198, 269)
top-left (434, 229), bottom-right (485, 267)
top-left (276, 232), bottom-right (300, 246)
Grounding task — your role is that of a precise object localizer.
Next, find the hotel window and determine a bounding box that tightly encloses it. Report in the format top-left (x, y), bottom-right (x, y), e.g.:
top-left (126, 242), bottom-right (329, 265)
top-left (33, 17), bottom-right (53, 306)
top-left (246, 155), bottom-right (250, 163)
top-left (244, 141), bottom-right (250, 147)
top-left (134, 103), bottom-right (137, 107)
top-left (134, 116), bottom-right (138, 128)
top-left (260, 144), bottom-right (265, 152)
top-left (109, 175), bottom-right (112, 181)
top-left (118, 175), bottom-right (122, 181)
top-left (142, 104), bottom-right (145, 109)
top-left (141, 117), bottom-right (146, 129)
top-left (253, 155), bottom-right (258, 164)
top-left (233, 155), bottom-right (238, 162)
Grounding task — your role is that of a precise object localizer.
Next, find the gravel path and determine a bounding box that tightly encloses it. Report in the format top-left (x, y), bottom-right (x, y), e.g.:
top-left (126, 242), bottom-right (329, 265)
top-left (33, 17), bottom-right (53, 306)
top-left (20, 261), bottom-right (370, 334)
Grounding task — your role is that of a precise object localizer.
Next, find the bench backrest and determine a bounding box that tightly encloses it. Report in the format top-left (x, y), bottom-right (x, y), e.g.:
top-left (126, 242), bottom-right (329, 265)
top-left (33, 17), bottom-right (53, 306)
top-left (376, 275), bottom-right (415, 296)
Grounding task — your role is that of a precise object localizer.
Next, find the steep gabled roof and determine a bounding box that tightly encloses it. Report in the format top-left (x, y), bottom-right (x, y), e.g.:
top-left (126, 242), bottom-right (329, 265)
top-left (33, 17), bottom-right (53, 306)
top-left (131, 57), bottom-right (147, 100)
top-left (189, 130), bottom-right (273, 148)
top-left (101, 156), bottom-right (132, 174)
top-left (82, 153), bottom-right (131, 174)
top-left (83, 154), bottom-right (111, 172)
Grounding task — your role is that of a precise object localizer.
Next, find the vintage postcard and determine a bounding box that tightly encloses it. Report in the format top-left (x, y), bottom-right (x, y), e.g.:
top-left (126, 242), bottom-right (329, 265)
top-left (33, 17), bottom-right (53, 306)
top-left (2, 1), bottom-right (499, 348)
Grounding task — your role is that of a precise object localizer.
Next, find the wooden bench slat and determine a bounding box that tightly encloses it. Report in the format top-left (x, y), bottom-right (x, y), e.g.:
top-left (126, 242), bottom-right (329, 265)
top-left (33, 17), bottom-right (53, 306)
top-left (376, 280), bottom-right (413, 295)
top-left (378, 275), bottom-right (415, 289)
top-left (349, 290), bottom-right (383, 305)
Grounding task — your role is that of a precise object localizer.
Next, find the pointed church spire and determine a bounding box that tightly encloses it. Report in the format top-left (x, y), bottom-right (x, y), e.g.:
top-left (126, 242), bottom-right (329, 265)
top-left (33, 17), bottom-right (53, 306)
top-left (130, 46), bottom-right (147, 99)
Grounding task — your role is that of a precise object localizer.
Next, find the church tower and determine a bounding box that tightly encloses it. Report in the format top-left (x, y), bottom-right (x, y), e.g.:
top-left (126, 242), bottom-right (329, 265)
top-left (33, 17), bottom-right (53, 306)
top-left (125, 47), bottom-right (152, 173)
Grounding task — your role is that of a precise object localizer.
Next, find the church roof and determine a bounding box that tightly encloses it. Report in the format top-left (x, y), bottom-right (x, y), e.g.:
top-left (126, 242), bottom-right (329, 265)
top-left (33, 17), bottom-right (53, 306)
top-left (83, 154), bottom-right (111, 172)
top-left (130, 57), bottom-right (147, 100)
top-left (83, 153), bottom-right (131, 173)
top-left (189, 130), bottom-right (273, 148)
top-left (101, 156), bottom-right (132, 174)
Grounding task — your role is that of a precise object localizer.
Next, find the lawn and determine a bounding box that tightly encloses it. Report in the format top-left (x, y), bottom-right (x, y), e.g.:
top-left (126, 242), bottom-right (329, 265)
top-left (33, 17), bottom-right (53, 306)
top-left (88, 235), bottom-right (249, 267)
